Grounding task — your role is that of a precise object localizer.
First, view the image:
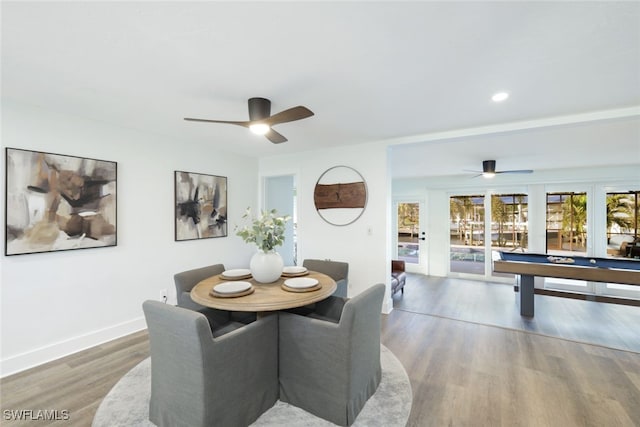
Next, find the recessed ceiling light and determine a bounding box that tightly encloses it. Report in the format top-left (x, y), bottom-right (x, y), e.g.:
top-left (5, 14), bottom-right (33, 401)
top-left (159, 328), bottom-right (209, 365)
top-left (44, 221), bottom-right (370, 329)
top-left (492, 92), bottom-right (509, 102)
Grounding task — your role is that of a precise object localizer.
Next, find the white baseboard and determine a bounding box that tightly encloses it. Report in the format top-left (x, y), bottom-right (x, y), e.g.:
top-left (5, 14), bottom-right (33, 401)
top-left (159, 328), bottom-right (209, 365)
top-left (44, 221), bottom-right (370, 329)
top-left (1, 317), bottom-right (147, 378)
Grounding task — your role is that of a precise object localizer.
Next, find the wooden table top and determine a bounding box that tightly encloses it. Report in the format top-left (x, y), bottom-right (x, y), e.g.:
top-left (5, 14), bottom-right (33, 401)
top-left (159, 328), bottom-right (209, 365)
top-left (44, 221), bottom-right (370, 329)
top-left (190, 271), bottom-right (337, 312)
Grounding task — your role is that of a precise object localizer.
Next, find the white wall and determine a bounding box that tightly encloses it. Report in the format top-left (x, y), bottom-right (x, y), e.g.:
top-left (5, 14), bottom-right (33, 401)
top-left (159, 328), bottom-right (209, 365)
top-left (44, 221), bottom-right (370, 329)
top-left (1, 101), bottom-right (258, 376)
top-left (259, 141), bottom-right (393, 312)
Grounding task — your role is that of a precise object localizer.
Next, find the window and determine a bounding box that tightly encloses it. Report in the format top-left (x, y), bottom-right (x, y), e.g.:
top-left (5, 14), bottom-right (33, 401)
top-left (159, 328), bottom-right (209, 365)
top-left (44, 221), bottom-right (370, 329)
top-left (546, 192), bottom-right (587, 254)
top-left (397, 202), bottom-right (420, 264)
top-left (491, 194), bottom-right (528, 251)
top-left (606, 191), bottom-right (639, 259)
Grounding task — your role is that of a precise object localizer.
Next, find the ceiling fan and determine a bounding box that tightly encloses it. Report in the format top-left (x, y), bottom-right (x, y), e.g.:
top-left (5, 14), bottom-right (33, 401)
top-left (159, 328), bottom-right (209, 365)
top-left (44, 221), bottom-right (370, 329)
top-left (468, 160), bottom-right (534, 178)
top-left (184, 97), bottom-right (314, 144)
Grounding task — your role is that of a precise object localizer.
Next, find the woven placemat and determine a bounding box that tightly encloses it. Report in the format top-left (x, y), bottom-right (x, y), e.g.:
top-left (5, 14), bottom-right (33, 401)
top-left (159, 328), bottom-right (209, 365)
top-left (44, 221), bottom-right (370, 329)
top-left (281, 271), bottom-right (310, 278)
top-left (281, 283), bottom-right (322, 293)
top-left (210, 286), bottom-right (255, 298)
top-left (220, 273), bottom-right (253, 280)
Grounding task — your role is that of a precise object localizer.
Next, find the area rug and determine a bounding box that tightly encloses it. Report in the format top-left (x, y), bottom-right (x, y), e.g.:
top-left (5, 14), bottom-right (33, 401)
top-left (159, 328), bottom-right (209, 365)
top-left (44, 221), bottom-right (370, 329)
top-left (92, 345), bottom-right (411, 427)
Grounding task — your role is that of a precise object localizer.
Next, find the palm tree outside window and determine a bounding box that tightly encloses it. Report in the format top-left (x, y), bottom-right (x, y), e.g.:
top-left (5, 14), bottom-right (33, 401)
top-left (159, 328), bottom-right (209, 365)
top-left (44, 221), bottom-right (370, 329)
top-left (546, 192), bottom-right (587, 254)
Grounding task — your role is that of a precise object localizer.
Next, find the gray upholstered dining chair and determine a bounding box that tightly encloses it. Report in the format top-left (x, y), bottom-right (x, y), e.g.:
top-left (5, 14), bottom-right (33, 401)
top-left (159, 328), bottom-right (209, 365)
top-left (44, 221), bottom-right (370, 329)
top-left (142, 301), bottom-right (278, 427)
top-left (174, 264), bottom-right (256, 325)
top-left (278, 283), bottom-right (386, 426)
top-left (302, 259), bottom-right (349, 297)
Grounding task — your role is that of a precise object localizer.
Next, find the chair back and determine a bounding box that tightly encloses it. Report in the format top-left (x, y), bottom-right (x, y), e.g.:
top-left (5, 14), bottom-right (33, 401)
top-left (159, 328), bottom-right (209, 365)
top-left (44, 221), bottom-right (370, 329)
top-left (143, 301), bottom-right (215, 426)
top-left (174, 264), bottom-right (225, 310)
top-left (277, 284), bottom-right (385, 425)
top-left (303, 259), bottom-right (349, 297)
top-left (142, 300), bottom-right (278, 427)
top-left (340, 283), bottom-right (385, 335)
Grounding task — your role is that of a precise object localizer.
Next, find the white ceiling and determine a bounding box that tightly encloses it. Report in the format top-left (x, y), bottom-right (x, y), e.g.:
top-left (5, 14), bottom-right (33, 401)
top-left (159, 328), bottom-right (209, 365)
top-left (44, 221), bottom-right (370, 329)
top-left (2, 1), bottom-right (639, 178)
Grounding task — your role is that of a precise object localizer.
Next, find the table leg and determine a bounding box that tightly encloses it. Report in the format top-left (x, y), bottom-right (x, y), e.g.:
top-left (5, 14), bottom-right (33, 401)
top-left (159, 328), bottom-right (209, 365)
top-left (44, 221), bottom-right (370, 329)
top-left (519, 274), bottom-right (535, 317)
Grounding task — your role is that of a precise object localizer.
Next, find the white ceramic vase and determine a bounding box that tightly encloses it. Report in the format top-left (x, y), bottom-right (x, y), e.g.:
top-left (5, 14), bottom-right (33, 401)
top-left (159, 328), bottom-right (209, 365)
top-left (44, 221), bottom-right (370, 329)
top-left (250, 250), bottom-right (284, 283)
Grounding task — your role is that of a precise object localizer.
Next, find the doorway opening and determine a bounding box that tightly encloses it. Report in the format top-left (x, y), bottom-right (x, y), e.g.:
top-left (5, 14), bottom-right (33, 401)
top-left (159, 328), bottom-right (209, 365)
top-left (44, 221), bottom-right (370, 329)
top-left (263, 174), bottom-right (296, 266)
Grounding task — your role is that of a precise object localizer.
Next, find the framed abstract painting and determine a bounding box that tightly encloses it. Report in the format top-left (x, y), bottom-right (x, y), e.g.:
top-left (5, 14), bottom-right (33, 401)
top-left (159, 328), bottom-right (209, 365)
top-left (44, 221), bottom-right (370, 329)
top-left (175, 171), bottom-right (227, 241)
top-left (5, 148), bottom-right (117, 256)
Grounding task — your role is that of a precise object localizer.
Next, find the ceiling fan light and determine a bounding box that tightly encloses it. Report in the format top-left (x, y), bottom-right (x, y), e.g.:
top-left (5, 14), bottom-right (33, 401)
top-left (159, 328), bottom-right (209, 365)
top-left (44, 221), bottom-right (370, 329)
top-left (249, 123), bottom-right (270, 135)
top-left (491, 92), bottom-right (509, 102)
top-left (482, 172), bottom-right (496, 179)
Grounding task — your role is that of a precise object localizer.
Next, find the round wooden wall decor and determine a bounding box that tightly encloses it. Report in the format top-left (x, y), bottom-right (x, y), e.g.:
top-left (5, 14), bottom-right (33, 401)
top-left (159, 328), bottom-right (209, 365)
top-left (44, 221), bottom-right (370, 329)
top-left (313, 166), bottom-right (367, 226)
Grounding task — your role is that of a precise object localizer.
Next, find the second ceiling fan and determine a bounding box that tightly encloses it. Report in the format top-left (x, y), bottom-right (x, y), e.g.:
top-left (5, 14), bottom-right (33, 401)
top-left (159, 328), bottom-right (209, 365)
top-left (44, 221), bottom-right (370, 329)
top-left (469, 160), bottom-right (533, 178)
top-left (184, 97), bottom-right (314, 144)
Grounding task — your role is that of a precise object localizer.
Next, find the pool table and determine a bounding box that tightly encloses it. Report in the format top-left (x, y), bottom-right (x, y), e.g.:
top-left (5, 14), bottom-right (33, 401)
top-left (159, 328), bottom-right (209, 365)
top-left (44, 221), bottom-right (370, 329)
top-left (493, 251), bottom-right (640, 317)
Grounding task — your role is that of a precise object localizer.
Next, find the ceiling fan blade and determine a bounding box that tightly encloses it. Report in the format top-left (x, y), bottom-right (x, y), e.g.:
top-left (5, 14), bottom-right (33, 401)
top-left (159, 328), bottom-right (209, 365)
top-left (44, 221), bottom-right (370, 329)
top-left (264, 106), bottom-right (314, 126)
top-left (265, 129), bottom-right (287, 144)
top-left (184, 118), bottom-right (250, 128)
top-left (496, 169), bottom-right (534, 174)
top-left (184, 99), bottom-right (312, 144)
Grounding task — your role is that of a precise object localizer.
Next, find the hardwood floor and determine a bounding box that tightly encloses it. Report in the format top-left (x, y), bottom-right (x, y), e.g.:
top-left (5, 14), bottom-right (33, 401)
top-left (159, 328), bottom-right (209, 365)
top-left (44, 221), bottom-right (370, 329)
top-left (2, 275), bottom-right (639, 426)
top-left (382, 309), bottom-right (640, 427)
top-left (386, 274), bottom-right (640, 426)
top-left (1, 331), bottom-right (149, 427)
top-left (394, 274), bottom-right (640, 353)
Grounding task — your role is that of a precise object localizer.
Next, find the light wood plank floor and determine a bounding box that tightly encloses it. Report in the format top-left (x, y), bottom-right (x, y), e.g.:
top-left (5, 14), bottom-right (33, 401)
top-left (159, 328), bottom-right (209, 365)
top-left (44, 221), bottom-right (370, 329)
top-left (2, 276), bottom-right (639, 426)
top-left (1, 331), bottom-right (149, 427)
top-left (394, 274), bottom-right (640, 353)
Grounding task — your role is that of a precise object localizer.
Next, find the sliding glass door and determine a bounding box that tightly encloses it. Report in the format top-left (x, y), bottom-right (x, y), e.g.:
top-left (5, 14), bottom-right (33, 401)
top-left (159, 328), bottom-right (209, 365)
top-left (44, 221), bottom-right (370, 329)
top-left (490, 194), bottom-right (528, 278)
top-left (546, 192), bottom-right (588, 255)
top-left (449, 195), bottom-right (485, 276)
top-left (545, 192), bottom-right (590, 292)
top-left (449, 193), bottom-right (530, 279)
top-left (446, 187), bottom-right (638, 301)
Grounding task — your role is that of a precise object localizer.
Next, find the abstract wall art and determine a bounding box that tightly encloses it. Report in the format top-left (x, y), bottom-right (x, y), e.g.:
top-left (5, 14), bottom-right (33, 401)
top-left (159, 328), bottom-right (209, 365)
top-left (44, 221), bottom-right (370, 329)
top-left (175, 171), bottom-right (227, 241)
top-left (313, 165), bottom-right (367, 226)
top-left (5, 148), bottom-right (117, 256)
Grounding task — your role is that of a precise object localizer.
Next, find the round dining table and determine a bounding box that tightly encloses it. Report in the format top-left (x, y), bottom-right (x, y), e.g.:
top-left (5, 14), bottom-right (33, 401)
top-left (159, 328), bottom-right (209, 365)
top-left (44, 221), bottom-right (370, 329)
top-left (190, 270), bottom-right (337, 312)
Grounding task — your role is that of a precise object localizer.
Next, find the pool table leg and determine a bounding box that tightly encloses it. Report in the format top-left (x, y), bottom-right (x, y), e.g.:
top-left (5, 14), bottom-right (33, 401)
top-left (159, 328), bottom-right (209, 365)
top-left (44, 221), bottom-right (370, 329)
top-left (519, 274), bottom-right (535, 317)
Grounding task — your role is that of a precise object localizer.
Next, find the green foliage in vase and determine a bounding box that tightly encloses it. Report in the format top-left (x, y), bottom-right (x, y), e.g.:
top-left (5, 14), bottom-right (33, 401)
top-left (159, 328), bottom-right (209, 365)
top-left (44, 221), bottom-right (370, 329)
top-left (236, 207), bottom-right (291, 252)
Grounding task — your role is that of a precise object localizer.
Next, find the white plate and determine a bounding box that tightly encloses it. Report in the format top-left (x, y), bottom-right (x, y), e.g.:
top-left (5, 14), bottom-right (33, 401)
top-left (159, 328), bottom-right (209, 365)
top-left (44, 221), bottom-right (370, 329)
top-left (284, 277), bottom-right (319, 289)
top-left (283, 266), bottom-right (308, 274)
top-left (222, 269), bottom-right (251, 278)
top-left (214, 281), bottom-right (252, 294)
